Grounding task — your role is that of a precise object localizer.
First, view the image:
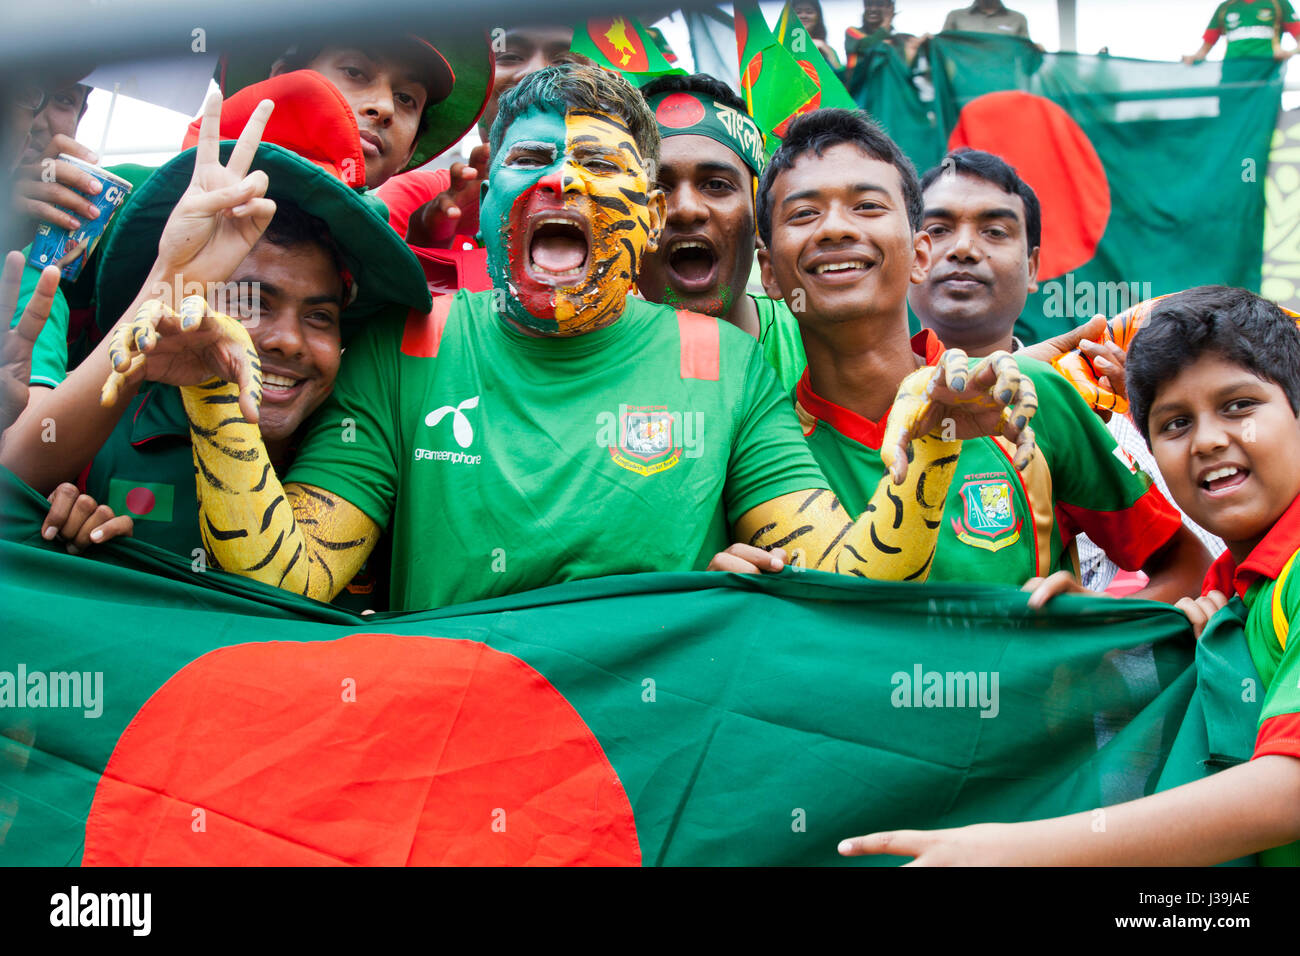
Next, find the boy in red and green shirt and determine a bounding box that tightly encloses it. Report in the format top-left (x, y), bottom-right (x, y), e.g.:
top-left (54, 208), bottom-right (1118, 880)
top-left (841, 285), bottom-right (1300, 865)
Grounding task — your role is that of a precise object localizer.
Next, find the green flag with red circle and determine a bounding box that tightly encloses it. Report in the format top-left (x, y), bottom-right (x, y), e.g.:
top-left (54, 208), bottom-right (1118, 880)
top-left (0, 466), bottom-right (1240, 867)
top-left (735, 3), bottom-right (819, 149)
top-left (570, 16), bottom-right (685, 86)
top-left (844, 31), bottom-right (1282, 344)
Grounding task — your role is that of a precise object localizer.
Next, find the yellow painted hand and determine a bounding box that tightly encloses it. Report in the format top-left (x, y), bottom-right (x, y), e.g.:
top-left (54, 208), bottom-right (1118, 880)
top-left (100, 295), bottom-right (263, 425)
top-left (884, 349), bottom-right (1038, 483)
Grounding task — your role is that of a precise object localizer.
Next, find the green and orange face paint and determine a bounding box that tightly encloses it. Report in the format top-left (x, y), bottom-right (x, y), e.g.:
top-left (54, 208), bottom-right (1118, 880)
top-left (480, 103), bottom-right (663, 336)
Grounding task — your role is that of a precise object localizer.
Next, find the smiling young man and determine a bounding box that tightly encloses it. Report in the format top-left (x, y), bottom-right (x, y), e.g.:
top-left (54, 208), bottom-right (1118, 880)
top-left (637, 73), bottom-right (806, 390)
top-left (0, 83), bottom-right (430, 608)
top-left (98, 65), bottom-right (1040, 612)
top-left (758, 112), bottom-right (1209, 600)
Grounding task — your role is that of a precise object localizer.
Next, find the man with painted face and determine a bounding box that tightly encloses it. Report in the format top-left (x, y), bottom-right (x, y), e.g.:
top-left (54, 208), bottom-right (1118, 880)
top-left (101, 65), bottom-right (1041, 611)
top-left (637, 74), bottom-right (806, 391)
top-left (377, 26), bottom-right (586, 249)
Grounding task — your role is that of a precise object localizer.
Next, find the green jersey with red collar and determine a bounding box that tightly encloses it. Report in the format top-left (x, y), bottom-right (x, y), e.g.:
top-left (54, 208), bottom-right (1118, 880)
top-left (285, 291), bottom-right (828, 612)
top-left (1205, 0), bottom-right (1300, 58)
top-left (1202, 490), bottom-right (1300, 864)
top-left (795, 330), bottom-right (1183, 586)
top-left (82, 382), bottom-right (389, 613)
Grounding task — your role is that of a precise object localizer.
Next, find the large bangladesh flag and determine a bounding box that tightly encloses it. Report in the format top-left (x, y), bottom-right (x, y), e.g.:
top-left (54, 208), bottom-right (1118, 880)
top-left (0, 468), bottom-right (1265, 866)
top-left (846, 32), bottom-right (1283, 344)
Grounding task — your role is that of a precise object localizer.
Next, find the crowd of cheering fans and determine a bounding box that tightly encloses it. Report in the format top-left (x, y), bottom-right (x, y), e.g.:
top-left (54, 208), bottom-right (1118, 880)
top-left (2, 3), bottom-right (1299, 865)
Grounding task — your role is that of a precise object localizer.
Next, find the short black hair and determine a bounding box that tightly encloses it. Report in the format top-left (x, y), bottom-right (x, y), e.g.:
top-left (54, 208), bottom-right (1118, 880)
top-left (756, 108), bottom-right (922, 248)
top-left (258, 198), bottom-right (345, 298)
top-left (1127, 286), bottom-right (1300, 445)
top-left (641, 72), bottom-right (749, 117)
top-left (920, 148), bottom-right (1041, 252)
top-left (491, 64), bottom-right (660, 179)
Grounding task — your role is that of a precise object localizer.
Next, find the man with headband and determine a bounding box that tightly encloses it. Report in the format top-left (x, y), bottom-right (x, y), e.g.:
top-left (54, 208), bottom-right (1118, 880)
top-left (638, 74), bottom-right (806, 391)
top-left (98, 64), bottom-right (1040, 610)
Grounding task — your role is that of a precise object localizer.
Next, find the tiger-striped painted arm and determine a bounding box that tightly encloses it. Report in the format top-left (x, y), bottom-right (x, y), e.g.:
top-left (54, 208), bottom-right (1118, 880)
top-left (734, 434), bottom-right (961, 582)
top-left (181, 377), bottom-right (379, 601)
top-left (735, 350), bottom-right (1038, 581)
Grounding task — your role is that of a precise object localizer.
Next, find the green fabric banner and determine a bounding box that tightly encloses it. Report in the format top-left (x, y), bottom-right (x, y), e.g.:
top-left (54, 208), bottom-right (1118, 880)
top-left (848, 32), bottom-right (1283, 345)
top-left (0, 467), bottom-right (1260, 866)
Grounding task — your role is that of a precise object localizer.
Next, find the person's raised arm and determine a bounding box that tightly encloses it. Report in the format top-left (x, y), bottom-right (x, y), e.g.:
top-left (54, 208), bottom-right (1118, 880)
top-left (735, 350), bottom-right (1038, 581)
top-left (0, 90), bottom-right (274, 492)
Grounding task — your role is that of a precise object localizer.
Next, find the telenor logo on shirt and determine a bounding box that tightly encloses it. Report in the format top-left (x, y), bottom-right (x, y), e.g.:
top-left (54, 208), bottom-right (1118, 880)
top-left (415, 396), bottom-right (483, 465)
top-left (107, 479), bottom-right (174, 523)
top-left (425, 396), bottom-right (480, 448)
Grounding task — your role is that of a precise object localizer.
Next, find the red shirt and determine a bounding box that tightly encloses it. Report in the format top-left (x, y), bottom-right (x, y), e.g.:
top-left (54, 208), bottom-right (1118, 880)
top-left (1201, 489), bottom-right (1300, 599)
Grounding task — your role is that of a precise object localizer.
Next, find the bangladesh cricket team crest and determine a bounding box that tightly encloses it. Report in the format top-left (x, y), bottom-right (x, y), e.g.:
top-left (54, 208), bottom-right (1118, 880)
top-left (611, 405), bottom-right (681, 476)
top-left (951, 477), bottom-right (1022, 552)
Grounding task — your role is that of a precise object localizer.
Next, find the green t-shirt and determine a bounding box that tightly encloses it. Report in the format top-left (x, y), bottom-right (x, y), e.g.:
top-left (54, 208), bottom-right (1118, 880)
top-left (1208, 0), bottom-right (1297, 58)
top-left (753, 294), bottom-right (807, 393)
top-left (84, 383), bottom-right (388, 613)
top-left (286, 291), bottom-right (828, 612)
top-left (795, 333), bottom-right (1183, 586)
top-left (10, 248), bottom-right (70, 389)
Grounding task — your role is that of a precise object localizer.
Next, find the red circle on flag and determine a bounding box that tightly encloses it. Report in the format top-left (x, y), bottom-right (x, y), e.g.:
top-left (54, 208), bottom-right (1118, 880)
top-left (655, 92), bottom-right (706, 129)
top-left (124, 487), bottom-right (155, 516)
top-left (82, 635), bottom-right (641, 865)
top-left (947, 90), bottom-right (1110, 281)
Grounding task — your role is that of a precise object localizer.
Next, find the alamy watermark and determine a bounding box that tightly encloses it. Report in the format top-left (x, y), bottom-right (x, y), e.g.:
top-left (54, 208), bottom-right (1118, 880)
top-left (890, 663), bottom-right (999, 719)
top-left (1041, 276), bottom-right (1153, 320)
top-left (143, 276), bottom-right (263, 324)
top-left (0, 664), bottom-right (102, 718)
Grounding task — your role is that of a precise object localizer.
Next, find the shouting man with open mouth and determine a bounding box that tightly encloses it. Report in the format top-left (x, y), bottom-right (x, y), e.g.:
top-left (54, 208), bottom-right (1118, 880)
top-left (637, 73), bottom-right (807, 391)
top-left (100, 65), bottom-right (1043, 611)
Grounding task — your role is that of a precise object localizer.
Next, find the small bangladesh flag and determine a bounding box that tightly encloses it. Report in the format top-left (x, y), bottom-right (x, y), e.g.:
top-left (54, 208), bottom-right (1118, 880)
top-left (107, 478), bottom-right (174, 523)
top-left (571, 16), bottom-right (685, 86)
top-left (774, 0), bottom-right (857, 126)
top-left (735, 2), bottom-right (820, 149)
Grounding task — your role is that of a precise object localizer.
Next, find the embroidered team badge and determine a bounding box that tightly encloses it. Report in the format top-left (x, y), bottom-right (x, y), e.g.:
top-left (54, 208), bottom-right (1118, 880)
top-left (611, 405), bottom-right (681, 476)
top-left (951, 478), bottom-right (1022, 552)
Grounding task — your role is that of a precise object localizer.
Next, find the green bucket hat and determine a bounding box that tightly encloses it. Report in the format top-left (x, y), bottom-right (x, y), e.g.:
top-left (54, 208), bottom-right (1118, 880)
top-left (217, 32), bottom-right (494, 173)
top-left (96, 140), bottom-right (432, 339)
